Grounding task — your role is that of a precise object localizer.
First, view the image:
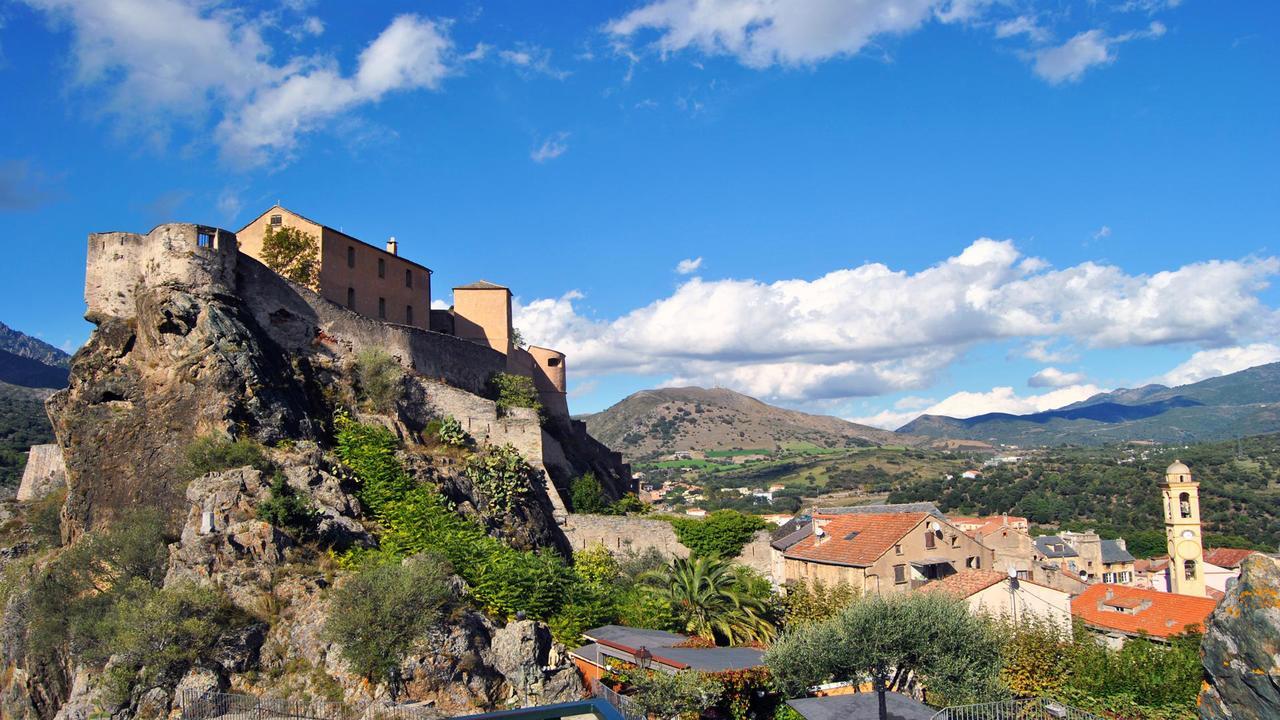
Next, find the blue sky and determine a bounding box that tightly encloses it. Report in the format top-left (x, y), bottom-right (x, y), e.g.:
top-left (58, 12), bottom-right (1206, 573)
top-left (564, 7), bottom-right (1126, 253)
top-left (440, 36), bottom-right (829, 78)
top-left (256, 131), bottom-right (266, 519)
top-left (1, 0), bottom-right (1277, 427)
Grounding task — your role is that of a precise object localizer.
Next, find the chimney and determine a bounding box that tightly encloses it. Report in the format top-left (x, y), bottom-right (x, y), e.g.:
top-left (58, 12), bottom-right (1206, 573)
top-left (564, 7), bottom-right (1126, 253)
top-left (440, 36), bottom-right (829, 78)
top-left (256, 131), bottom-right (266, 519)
top-left (387, 237), bottom-right (398, 256)
top-left (812, 517), bottom-right (830, 546)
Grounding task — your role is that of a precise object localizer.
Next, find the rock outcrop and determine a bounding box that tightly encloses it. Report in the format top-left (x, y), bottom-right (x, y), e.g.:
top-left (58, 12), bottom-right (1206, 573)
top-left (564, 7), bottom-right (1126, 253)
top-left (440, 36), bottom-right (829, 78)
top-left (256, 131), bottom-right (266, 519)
top-left (1199, 554), bottom-right (1280, 719)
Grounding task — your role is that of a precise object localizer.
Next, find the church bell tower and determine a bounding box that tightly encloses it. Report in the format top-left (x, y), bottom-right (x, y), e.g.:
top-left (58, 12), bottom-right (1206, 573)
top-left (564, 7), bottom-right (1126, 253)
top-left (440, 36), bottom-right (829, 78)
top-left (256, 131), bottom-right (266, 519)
top-left (1161, 460), bottom-right (1206, 597)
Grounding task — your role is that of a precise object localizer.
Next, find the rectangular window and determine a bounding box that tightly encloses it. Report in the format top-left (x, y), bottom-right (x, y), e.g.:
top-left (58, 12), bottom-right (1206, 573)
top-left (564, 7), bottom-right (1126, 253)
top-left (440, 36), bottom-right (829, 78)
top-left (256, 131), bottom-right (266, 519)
top-left (406, 305), bottom-right (414, 325)
top-left (269, 214), bottom-right (282, 226)
top-left (1016, 570), bottom-right (1031, 580)
top-left (378, 258), bottom-right (386, 278)
top-left (951, 534), bottom-right (959, 547)
top-left (197, 231), bottom-right (214, 248)
top-left (406, 269), bottom-right (413, 288)
top-left (925, 531), bottom-right (936, 550)
top-left (347, 246), bottom-right (355, 268)
top-left (378, 297), bottom-right (386, 319)
top-left (894, 543), bottom-right (903, 555)
top-left (894, 564), bottom-right (907, 585)
top-left (1103, 572), bottom-right (1114, 583)
top-left (346, 287), bottom-right (355, 309)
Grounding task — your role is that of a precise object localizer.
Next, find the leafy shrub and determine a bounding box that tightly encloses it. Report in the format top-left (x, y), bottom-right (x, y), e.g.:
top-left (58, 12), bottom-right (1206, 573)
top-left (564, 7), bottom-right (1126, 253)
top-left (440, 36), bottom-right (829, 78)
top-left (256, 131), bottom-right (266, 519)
top-left (255, 473), bottom-right (317, 538)
top-left (335, 416), bottom-right (570, 619)
top-left (435, 415), bottom-right (469, 447)
top-left (625, 670), bottom-right (724, 718)
top-left (571, 472), bottom-right (608, 514)
top-left (325, 554), bottom-right (456, 682)
top-left (667, 510), bottom-right (768, 559)
top-left (181, 435), bottom-right (272, 481)
top-left (261, 225), bottom-right (320, 287)
top-left (488, 372), bottom-right (541, 416)
top-left (464, 444), bottom-right (537, 516)
top-left (28, 487), bottom-right (66, 548)
top-left (549, 546), bottom-right (621, 644)
top-left (610, 493), bottom-right (649, 515)
top-left (778, 578), bottom-right (857, 628)
top-left (103, 580), bottom-right (242, 704)
top-left (353, 348), bottom-right (403, 413)
top-left (1060, 624), bottom-right (1202, 718)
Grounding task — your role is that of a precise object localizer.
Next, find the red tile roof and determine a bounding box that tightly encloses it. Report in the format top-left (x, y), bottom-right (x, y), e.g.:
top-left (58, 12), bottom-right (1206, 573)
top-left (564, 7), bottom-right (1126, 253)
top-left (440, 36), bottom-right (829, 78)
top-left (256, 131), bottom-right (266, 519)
top-left (1203, 548), bottom-right (1257, 569)
top-left (1135, 557), bottom-right (1170, 573)
top-left (918, 570), bottom-right (1006, 598)
top-left (1071, 584), bottom-right (1216, 639)
top-left (785, 513), bottom-right (928, 567)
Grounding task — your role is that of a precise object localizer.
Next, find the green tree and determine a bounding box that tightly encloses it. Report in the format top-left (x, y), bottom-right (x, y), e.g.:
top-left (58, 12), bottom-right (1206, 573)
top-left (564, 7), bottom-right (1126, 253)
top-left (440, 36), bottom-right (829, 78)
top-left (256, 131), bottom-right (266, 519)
top-left (778, 578), bottom-right (857, 629)
top-left (668, 510), bottom-right (768, 559)
top-left (626, 669), bottom-right (725, 719)
top-left (325, 554), bottom-right (456, 685)
top-left (261, 225), bottom-right (320, 287)
top-left (255, 473), bottom-right (317, 538)
top-left (766, 592), bottom-right (1005, 719)
top-left (571, 472), bottom-right (608, 513)
top-left (640, 556), bottom-right (775, 645)
top-left (488, 372), bottom-right (542, 416)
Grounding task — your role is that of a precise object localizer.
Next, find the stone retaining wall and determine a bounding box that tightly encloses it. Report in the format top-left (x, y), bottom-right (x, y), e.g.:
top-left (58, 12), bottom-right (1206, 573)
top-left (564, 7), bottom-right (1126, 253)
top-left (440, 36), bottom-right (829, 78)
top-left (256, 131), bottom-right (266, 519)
top-left (562, 514), bottom-right (775, 579)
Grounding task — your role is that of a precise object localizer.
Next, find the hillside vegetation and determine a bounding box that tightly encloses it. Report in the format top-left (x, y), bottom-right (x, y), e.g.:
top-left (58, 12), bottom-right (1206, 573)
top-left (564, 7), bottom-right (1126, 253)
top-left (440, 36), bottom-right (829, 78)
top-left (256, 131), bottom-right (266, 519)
top-left (888, 434), bottom-right (1280, 550)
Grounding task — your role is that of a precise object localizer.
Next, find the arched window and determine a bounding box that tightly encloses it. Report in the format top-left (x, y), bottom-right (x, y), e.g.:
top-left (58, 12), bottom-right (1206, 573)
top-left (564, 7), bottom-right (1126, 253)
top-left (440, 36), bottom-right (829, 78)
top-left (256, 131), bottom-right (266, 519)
top-left (1179, 492), bottom-right (1191, 518)
top-left (1184, 559), bottom-right (1196, 580)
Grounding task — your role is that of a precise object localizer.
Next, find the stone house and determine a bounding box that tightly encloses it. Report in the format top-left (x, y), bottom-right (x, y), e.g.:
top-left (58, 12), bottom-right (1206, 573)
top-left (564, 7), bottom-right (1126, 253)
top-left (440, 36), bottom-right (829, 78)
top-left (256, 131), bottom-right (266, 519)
top-left (772, 505), bottom-right (994, 594)
top-left (238, 205), bottom-right (432, 330)
top-left (919, 569), bottom-right (1073, 633)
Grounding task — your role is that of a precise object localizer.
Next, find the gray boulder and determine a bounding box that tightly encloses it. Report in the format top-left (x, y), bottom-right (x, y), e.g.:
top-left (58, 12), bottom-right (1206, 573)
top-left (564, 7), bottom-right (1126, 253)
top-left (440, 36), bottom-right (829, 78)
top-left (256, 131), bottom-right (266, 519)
top-left (1200, 554), bottom-right (1280, 719)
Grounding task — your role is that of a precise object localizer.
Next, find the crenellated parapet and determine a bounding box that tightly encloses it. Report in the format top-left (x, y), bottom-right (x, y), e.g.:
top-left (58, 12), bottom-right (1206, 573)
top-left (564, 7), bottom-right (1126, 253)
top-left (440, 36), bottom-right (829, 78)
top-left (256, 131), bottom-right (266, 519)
top-left (85, 224), bottom-right (237, 321)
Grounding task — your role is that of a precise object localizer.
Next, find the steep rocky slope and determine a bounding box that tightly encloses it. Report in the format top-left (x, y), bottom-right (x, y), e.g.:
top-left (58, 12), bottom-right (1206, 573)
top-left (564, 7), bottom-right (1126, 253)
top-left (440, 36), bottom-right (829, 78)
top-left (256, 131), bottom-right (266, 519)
top-left (0, 225), bottom-right (616, 718)
top-left (581, 386), bottom-right (916, 461)
top-left (1199, 554), bottom-right (1280, 719)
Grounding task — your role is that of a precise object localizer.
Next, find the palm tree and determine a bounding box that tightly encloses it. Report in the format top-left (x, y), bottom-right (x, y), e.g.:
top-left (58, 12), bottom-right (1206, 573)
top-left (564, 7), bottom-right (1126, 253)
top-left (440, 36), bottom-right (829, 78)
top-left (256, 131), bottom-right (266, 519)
top-left (640, 556), bottom-right (776, 645)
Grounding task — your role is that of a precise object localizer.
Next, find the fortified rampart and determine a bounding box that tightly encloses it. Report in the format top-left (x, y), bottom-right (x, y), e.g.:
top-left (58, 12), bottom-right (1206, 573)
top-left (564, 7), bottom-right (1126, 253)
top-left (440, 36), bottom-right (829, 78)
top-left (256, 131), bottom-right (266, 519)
top-left (562, 514), bottom-right (774, 577)
top-left (86, 225), bottom-right (237, 321)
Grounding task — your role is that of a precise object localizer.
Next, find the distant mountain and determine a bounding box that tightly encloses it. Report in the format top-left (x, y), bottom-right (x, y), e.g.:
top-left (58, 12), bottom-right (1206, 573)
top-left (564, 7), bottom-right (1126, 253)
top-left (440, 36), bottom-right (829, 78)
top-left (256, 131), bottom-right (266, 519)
top-left (580, 386), bottom-right (920, 461)
top-left (900, 362), bottom-right (1280, 446)
top-left (0, 321), bottom-right (70, 369)
top-left (0, 322), bottom-right (68, 488)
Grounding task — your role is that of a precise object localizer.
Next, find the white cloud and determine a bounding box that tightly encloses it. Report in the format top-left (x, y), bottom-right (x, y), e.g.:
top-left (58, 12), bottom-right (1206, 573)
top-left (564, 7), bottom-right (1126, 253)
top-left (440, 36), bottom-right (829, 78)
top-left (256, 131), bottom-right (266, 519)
top-left (515, 239), bottom-right (1279, 406)
top-left (1033, 22), bottom-right (1165, 84)
top-left (676, 257), bottom-right (704, 275)
top-left (1155, 343), bottom-right (1280, 386)
top-left (1021, 339), bottom-right (1076, 364)
top-left (852, 384), bottom-right (1103, 428)
top-left (216, 187), bottom-right (243, 221)
top-left (22, 1), bottom-right (455, 167)
top-left (606, 0), bottom-right (948, 68)
top-left (303, 16), bottom-right (324, 36)
top-left (498, 44), bottom-right (571, 79)
top-left (994, 15), bottom-right (1048, 42)
top-left (531, 132), bottom-right (570, 163)
top-left (1028, 366), bottom-right (1087, 388)
top-left (1093, 225), bottom-right (1112, 241)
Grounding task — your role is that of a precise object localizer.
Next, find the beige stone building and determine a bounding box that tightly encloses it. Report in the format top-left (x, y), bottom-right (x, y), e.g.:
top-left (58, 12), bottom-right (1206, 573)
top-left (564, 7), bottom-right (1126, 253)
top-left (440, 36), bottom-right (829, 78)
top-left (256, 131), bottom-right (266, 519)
top-left (920, 569), bottom-right (1073, 633)
top-left (772, 506), bottom-right (994, 594)
top-left (238, 205), bottom-right (432, 330)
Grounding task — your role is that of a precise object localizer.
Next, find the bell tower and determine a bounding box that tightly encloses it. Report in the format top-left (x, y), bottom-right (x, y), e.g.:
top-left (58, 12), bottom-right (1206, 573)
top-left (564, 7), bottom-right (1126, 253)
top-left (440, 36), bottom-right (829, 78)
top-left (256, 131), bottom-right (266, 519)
top-left (1161, 460), bottom-right (1206, 597)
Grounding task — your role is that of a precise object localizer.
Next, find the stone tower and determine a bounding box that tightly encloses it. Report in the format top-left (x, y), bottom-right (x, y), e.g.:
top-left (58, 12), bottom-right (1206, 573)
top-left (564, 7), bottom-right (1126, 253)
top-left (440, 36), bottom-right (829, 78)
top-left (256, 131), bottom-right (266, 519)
top-left (1161, 460), bottom-right (1206, 597)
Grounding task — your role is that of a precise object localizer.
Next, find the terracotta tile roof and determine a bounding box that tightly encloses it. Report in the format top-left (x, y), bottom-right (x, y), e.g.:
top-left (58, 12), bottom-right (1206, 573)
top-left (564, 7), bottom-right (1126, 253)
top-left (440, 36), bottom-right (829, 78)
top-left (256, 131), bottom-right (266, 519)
top-left (1135, 557), bottom-right (1170, 573)
top-left (965, 516), bottom-right (1029, 539)
top-left (1071, 584), bottom-right (1216, 639)
top-left (918, 570), bottom-right (1007, 598)
top-left (1203, 547), bottom-right (1257, 569)
top-left (784, 513), bottom-right (928, 567)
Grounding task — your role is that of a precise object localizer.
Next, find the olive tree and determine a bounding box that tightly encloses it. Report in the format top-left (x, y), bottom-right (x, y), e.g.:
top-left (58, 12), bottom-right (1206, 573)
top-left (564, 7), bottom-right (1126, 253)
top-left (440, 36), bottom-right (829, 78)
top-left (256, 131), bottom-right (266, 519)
top-left (765, 591), bottom-right (1005, 719)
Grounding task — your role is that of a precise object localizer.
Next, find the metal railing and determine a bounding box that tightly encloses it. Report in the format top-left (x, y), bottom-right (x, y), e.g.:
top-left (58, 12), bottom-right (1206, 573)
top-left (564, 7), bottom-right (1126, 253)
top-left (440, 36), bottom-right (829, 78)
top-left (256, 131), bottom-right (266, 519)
top-left (179, 691), bottom-right (438, 720)
top-left (931, 698), bottom-right (1104, 720)
top-left (592, 684), bottom-right (647, 720)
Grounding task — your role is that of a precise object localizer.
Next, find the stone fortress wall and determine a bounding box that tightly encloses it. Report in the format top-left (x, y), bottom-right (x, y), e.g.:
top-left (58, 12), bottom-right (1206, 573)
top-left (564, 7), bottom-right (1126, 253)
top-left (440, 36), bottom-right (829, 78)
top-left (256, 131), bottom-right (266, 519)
top-left (562, 514), bottom-right (774, 577)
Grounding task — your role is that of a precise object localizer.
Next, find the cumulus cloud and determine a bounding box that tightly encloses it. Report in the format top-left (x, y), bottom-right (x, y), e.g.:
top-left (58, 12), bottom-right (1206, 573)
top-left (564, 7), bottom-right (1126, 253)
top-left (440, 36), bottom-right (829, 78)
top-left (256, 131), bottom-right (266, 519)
top-left (1155, 343), bottom-right (1280, 386)
top-left (22, 0), bottom-right (455, 167)
top-left (498, 44), bottom-right (571, 79)
top-left (531, 132), bottom-right (570, 163)
top-left (1033, 22), bottom-right (1165, 84)
top-left (514, 239), bottom-right (1279, 406)
top-left (1028, 366), bottom-right (1087, 388)
top-left (606, 1), bottom-right (1173, 85)
top-left (852, 383), bottom-right (1104, 429)
top-left (676, 257), bottom-right (704, 274)
top-left (1021, 339), bottom-right (1076, 364)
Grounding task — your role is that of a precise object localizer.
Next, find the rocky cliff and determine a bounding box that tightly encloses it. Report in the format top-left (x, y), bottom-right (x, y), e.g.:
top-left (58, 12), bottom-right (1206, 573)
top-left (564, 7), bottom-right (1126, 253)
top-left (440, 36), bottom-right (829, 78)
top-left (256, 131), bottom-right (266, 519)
top-left (1199, 554), bottom-right (1280, 719)
top-left (0, 224), bottom-right (629, 718)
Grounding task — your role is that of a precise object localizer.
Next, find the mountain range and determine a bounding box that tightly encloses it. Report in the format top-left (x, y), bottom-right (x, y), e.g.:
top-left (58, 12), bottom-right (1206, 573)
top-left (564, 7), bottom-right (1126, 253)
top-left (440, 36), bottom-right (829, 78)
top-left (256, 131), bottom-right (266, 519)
top-left (580, 386), bottom-right (923, 461)
top-left (900, 362), bottom-right (1280, 446)
top-left (0, 321), bottom-right (71, 487)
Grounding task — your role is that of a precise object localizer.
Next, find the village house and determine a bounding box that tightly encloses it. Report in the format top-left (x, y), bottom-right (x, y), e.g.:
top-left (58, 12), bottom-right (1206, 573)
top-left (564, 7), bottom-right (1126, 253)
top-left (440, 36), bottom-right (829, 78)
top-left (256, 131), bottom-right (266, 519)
top-left (1071, 584), bottom-right (1216, 648)
top-left (1134, 550), bottom-right (1256, 599)
top-left (569, 625), bottom-right (764, 693)
top-left (238, 205), bottom-right (569, 417)
top-left (1032, 531), bottom-right (1135, 587)
top-left (771, 504), bottom-right (994, 593)
top-left (919, 569), bottom-right (1073, 633)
